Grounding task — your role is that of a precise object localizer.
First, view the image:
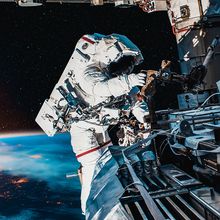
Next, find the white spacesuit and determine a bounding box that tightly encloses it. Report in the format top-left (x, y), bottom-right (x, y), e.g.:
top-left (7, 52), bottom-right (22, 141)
top-left (68, 33), bottom-right (149, 214)
top-left (35, 33), bottom-right (149, 214)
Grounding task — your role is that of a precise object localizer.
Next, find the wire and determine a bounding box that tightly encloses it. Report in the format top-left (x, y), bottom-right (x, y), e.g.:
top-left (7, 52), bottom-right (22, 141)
top-left (184, 92), bottom-right (220, 117)
top-left (167, 125), bottom-right (182, 156)
top-left (124, 181), bottom-right (144, 191)
top-left (160, 142), bottom-right (169, 157)
top-left (167, 139), bottom-right (182, 156)
top-left (199, 92), bottom-right (220, 108)
top-left (158, 138), bottom-right (168, 155)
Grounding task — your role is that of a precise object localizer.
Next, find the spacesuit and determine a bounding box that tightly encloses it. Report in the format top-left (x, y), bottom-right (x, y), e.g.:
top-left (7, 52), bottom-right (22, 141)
top-left (68, 33), bottom-right (148, 214)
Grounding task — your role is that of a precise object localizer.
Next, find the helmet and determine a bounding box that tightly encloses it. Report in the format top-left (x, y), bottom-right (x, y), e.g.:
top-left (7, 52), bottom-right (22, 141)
top-left (73, 33), bottom-right (144, 74)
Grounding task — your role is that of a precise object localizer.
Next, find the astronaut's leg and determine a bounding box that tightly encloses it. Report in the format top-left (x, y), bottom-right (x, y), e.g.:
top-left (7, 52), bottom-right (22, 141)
top-left (80, 163), bottom-right (96, 214)
top-left (70, 123), bottom-right (111, 214)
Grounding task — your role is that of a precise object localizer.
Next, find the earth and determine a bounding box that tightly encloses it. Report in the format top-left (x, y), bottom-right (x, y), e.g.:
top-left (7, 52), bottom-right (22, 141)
top-left (0, 132), bottom-right (83, 220)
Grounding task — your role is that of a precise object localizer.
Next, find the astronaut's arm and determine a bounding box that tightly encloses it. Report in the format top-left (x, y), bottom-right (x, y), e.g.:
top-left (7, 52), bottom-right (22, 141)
top-left (80, 72), bottom-right (146, 98)
top-left (128, 87), bottom-right (149, 123)
top-left (132, 100), bottom-right (149, 123)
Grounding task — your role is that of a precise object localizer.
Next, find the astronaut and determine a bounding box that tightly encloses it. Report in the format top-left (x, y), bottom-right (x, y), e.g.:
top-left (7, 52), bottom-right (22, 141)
top-left (67, 33), bottom-right (149, 214)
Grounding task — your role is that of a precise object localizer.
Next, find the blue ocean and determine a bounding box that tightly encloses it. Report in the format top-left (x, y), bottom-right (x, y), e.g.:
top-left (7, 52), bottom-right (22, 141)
top-left (0, 133), bottom-right (83, 219)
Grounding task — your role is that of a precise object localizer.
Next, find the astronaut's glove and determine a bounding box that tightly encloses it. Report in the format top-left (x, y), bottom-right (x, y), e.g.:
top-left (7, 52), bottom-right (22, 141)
top-left (127, 73), bottom-right (146, 88)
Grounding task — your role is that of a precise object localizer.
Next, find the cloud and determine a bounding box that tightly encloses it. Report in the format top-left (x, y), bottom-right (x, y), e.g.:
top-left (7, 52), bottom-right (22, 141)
top-left (0, 133), bottom-right (81, 190)
top-left (0, 209), bottom-right (38, 220)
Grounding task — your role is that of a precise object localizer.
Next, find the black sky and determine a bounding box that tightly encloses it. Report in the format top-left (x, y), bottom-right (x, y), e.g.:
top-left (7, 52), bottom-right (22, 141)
top-left (0, 3), bottom-right (179, 131)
